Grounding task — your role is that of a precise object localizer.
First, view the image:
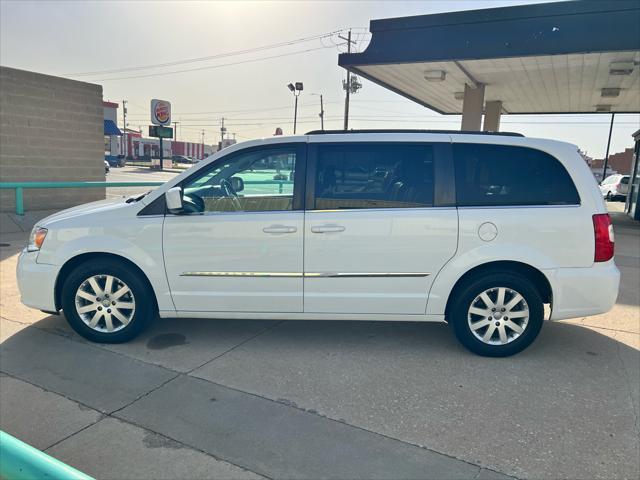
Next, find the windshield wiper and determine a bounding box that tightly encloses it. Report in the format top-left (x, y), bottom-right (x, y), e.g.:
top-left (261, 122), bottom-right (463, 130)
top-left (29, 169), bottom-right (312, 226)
top-left (125, 191), bottom-right (150, 203)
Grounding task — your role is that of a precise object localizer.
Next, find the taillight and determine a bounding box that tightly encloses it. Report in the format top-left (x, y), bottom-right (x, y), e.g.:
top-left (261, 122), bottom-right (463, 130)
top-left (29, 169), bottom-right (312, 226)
top-left (592, 214), bottom-right (614, 262)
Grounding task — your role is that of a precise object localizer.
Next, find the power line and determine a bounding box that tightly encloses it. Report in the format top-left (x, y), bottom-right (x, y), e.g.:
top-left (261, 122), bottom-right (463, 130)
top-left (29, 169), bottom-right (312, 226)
top-left (128, 98), bottom-right (516, 118)
top-left (124, 100), bottom-right (344, 118)
top-left (94, 45), bottom-right (339, 81)
top-left (122, 99), bottom-right (637, 118)
top-left (128, 112), bottom-right (640, 125)
top-left (67, 31), bottom-right (342, 77)
top-left (174, 118), bottom-right (640, 127)
top-left (126, 105), bottom-right (296, 118)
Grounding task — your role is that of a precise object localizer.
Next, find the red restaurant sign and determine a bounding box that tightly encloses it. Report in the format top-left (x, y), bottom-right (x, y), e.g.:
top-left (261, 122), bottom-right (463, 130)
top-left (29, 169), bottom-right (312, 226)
top-left (150, 99), bottom-right (171, 126)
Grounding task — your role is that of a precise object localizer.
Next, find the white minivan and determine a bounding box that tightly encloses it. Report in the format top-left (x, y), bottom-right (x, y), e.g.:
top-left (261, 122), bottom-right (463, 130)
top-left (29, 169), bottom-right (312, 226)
top-left (17, 131), bottom-right (620, 357)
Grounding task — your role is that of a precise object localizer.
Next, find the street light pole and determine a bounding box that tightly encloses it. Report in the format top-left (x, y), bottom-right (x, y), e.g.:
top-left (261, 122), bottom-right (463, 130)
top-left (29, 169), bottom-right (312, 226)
top-left (294, 94), bottom-right (298, 134)
top-left (287, 82), bottom-right (303, 134)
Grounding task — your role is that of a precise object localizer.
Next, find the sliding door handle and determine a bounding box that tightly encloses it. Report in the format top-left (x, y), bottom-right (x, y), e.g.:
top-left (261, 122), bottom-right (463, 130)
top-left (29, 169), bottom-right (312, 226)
top-left (311, 225), bottom-right (346, 234)
top-left (263, 225), bottom-right (297, 234)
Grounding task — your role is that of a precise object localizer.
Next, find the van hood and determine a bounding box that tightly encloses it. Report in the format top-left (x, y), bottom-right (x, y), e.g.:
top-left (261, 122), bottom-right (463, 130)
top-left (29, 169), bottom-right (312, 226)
top-left (38, 197), bottom-right (134, 227)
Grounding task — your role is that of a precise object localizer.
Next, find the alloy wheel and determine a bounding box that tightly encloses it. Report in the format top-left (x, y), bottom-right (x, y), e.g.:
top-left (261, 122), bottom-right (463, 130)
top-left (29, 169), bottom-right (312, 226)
top-left (467, 287), bottom-right (529, 345)
top-left (74, 274), bottom-right (135, 333)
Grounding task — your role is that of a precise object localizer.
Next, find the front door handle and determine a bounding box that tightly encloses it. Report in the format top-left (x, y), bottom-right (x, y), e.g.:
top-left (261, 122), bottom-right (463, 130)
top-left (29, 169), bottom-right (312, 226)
top-left (311, 224), bottom-right (346, 234)
top-left (263, 225), bottom-right (297, 234)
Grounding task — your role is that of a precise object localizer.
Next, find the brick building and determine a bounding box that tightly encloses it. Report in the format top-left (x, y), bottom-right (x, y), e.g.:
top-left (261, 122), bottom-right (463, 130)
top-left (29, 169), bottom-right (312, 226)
top-left (590, 148), bottom-right (635, 177)
top-left (0, 66), bottom-right (104, 212)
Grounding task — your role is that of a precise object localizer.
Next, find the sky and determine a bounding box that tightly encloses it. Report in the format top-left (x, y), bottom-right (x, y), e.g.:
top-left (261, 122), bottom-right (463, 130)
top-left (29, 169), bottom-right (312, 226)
top-left (1, 0), bottom-right (638, 158)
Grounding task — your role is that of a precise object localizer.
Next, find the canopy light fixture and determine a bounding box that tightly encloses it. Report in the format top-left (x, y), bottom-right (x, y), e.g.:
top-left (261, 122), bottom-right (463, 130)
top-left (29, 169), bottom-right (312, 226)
top-left (424, 70), bottom-right (446, 82)
top-left (596, 104), bottom-right (612, 112)
top-left (609, 61), bottom-right (634, 76)
top-left (453, 91), bottom-right (465, 100)
top-left (601, 88), bottom-right (621, 98)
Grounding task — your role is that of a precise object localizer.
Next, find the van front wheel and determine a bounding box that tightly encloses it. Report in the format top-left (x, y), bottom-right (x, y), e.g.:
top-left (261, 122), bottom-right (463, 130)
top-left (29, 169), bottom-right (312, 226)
top-left (449, 273), bottom-right (544, 357)
top-left (61, 260), bottom-right (154, 343)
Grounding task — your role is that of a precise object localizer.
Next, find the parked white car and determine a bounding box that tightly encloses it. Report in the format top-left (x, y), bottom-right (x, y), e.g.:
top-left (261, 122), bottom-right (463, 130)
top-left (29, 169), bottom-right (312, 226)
top-left (599, 174), bottom-right (630, 200)
top-left (17, 131), bottom-right (620, 356)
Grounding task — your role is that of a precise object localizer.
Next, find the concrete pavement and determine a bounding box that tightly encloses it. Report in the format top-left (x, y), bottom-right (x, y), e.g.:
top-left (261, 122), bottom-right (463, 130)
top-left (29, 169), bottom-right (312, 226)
top-left (0, 204), bottom-right (638, 480)
top-left (105, 165), bottom-right (180, 198)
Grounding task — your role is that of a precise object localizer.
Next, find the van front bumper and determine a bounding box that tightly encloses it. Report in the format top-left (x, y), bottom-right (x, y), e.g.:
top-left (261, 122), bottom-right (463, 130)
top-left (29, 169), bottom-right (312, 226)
top-left (16, 249), bottom-right (58, 312)
top-left (545, 262), bottom-right (620, 321)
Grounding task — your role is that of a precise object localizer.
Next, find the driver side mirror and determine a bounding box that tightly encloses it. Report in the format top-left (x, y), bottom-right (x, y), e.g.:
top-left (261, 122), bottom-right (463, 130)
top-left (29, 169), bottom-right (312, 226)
top-left (230, 176), bottom-right (244, 192)
top-left (166, 186), bottom-right (183, 212)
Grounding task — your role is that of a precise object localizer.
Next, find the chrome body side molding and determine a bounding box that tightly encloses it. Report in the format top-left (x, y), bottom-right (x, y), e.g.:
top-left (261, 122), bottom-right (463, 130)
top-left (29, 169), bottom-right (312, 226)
top-left (180, 272), bottom-right (431, 278)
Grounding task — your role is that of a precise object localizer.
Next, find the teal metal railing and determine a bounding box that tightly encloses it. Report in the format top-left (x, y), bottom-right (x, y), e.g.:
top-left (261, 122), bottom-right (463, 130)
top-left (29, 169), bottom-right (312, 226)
top-left (0, 181), bottom-right (163, 216)
top-left (0, 430), bottom-right (94, 480)
top-left (242, 180), bottom-right (293, 195)
top-left (0, 180), bottom-right (294, 216)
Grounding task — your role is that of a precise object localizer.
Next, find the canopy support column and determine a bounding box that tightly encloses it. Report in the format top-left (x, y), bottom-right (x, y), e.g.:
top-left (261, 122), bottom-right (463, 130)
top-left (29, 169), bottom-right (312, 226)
top-left (460, 83), bottom-right (485, 131)
top-left (483, 100), bottom-right (503, 132)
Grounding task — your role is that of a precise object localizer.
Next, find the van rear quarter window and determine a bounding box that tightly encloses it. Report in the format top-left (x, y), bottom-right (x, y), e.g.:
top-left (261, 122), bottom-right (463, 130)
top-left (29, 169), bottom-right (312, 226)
top-left (453, 143), bottom-right (580, 206)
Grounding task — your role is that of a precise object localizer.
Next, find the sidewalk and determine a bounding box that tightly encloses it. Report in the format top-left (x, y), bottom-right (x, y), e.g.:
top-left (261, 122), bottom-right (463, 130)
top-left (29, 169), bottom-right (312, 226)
top-left (0, 209), bottom-right (60, 234)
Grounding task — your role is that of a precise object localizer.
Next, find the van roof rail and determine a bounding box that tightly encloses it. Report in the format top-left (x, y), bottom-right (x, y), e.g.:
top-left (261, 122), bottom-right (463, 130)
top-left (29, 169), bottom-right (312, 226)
top-left (305, 129), bottom-right (525, 137)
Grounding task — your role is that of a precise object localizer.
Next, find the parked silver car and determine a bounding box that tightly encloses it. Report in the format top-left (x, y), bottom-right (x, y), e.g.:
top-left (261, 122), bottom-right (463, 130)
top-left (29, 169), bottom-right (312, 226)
top-left (599, 174), bottom-right (629, 200)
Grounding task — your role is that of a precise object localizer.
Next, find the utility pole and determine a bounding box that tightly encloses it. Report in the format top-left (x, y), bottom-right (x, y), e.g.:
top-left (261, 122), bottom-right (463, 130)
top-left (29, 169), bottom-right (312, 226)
top-left (339, 30), bottom-right (356, 130)
top-left (218, 117), bottom-right (227, 150)
top-left (122, 100), bottom-right (128, 158)
top-left (310, 93), bottom-right (325, 130)
top-left (172, 121), bottom-right (179, 141)
top-left (601, 113), bottom-right (616, 182)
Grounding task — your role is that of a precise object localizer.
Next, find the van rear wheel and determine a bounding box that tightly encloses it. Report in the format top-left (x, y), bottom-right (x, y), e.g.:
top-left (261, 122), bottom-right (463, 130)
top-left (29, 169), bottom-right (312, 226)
top-left (449, 272), bottom-right (544, 357)
top-left (61, 259), bottom-right (155, 343)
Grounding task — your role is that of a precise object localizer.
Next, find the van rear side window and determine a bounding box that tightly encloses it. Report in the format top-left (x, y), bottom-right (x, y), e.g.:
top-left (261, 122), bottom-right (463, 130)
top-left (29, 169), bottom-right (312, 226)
top-left (454, 144), bottom-right (580, 207)
top-left (313, 143), bottom-right (435, 210)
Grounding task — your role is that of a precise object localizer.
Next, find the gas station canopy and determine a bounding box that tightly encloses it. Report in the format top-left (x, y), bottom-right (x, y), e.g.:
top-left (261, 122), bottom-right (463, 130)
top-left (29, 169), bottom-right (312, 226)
top-left (339, 0), bottom-right (640, 120)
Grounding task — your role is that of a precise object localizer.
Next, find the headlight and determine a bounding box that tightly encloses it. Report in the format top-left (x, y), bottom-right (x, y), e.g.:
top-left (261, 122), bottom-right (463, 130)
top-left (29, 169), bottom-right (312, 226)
top-left (27, 226), bottom-right (48, 252)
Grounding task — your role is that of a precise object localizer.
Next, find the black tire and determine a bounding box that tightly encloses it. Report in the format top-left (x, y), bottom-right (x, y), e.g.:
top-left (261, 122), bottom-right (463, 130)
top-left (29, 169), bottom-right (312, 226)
top-left (448, 272), bottom-right (544, 357)
top-left (61, 259), bottom-right (155, 343)
top-left (606, 191), bottom-right (612, 201)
